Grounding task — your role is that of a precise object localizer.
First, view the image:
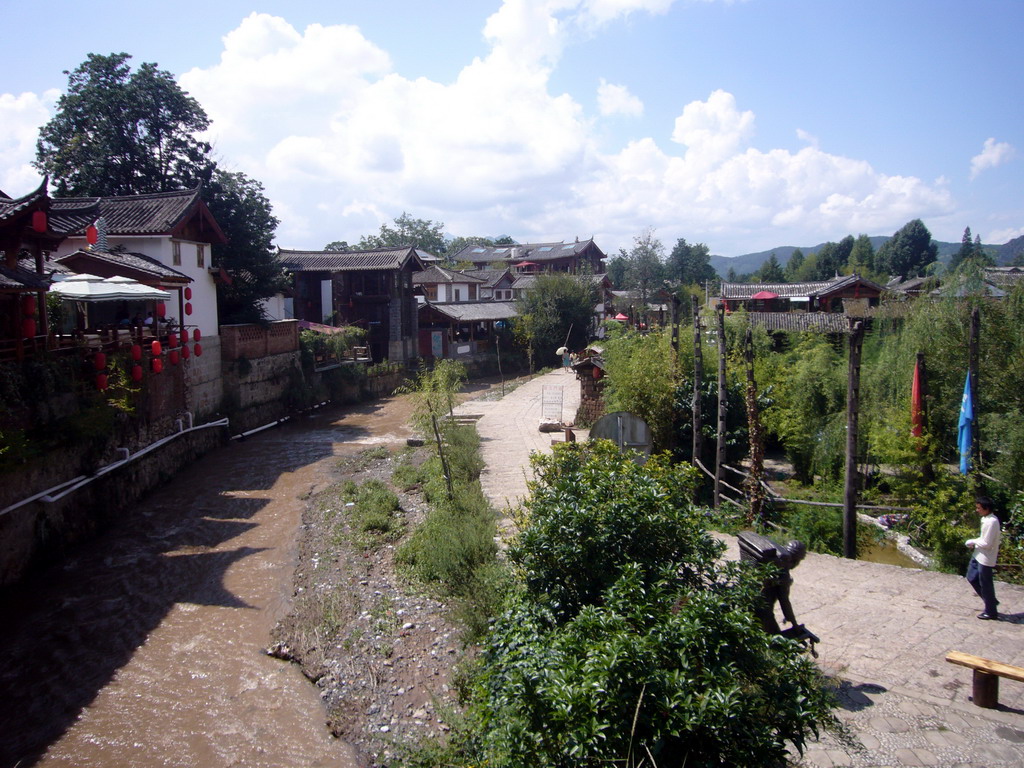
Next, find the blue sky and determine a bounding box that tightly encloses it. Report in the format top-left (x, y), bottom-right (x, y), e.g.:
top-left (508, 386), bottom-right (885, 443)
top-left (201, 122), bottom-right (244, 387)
top-left (1, 0), bottom-right (1021, 257)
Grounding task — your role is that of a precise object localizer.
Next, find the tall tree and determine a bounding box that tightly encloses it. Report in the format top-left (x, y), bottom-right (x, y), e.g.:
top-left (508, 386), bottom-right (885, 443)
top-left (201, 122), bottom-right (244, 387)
top-left (847, 234), bottom-right (876, 276)
top-left (667, 238), bottom-right (717, 287)
top-left (323, 240), bottom-right (350, 251)
top-left (625, 229), bottom-right (666, 321)
top-left (784, 248), bottom-right (805, 282)
top-left (35, 52), bottom-right (282, 321)
top-left (358, 212), bottom-right (447, 257)
top-left (874, 219), bottom-right (938, 279)
top-left (756, 253), bottom-right (785, 283)
top-left (605, 252), bottom-right (629, 288)
top-left (514, 272), bottom-right (596, 370)
top-left (205, 170), bottom-right (287, 324)
top-left (35, 53), bottom-right (214, 196)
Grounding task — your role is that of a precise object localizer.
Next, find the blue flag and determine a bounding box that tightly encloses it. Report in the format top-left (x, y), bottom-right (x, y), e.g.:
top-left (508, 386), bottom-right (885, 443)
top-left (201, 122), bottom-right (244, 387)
top-left (958, 371), bottom-right (973, 474)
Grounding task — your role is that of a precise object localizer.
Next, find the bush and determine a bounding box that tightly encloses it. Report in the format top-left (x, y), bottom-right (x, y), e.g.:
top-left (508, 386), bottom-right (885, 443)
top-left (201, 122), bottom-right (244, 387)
top-left (424, 441), bottom-right (841, 767)
top-left (512, 441), bottom-right (717, 619)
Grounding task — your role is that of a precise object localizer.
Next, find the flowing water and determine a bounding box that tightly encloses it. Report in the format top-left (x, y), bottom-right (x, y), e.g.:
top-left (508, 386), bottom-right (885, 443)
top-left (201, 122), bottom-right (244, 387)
top-left (0, 399), bottom-right (414, 768)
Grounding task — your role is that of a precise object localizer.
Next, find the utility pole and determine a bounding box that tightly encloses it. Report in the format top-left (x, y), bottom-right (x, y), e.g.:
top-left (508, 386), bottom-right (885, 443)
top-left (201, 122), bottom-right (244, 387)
top-left (714, 303), bottom-right (727, 509)
top-left (843, 320), bottom-right (865, 559)
top-left (692, 295), bottom-right (704, 466)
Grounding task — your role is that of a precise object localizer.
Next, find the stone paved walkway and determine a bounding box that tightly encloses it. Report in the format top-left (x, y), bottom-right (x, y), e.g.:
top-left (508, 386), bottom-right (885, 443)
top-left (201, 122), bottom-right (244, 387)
top-left (457, 369), bottom-right (1024, 767)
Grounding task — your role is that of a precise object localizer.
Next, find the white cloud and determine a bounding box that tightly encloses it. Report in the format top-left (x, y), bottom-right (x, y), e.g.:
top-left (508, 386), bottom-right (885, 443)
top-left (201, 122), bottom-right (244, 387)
top-left (597, 79), bottom-right (643, 117)
top-left (986, 226), bottom-right (1024, 245)
top-left (796, 128), bottom-right (819, 149)
top-left (969, 137), bottom-right (1015, 180)
top-left (0, 1), bottom-right (960, 256)
top-left (0, 90), bottom-right (57, 194)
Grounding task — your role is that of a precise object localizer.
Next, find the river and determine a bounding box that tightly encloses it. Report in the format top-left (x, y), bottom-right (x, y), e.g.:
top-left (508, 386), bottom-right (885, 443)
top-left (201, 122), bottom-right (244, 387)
top-left (0, 398), bottom-right (415, 768)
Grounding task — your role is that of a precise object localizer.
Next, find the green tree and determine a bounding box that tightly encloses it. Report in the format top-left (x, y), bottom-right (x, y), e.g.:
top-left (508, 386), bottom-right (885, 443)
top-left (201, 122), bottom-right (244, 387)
top-left (514, 272), bottom-right (596, 370)
top-left (666, 237), bottom-right (717, 287)
top-left (605, 252), bottom-right (628, 288)
top-left (756, 252), bottom-right (785, 282)
top-left (875, 219), bottom-right (938, 278)
top-left (602, 327), bottom-right (678, 451)
top-left (358, 212), bottom-right (447, 257)
top-left (323, 240), bottom-right (350, 251)
top-left (35, 53), bottom-right (214, 195)
top-left (784, 248), bottom-right (805, 282)
top-left (624, 229), bottom-right (666, 323)
top-left (847, 234), bottom-right (876, 276)
top-left (442, 442), bottom-right (840, 768)
top-left (205, 170), bottom-right (287, 324)
top-left (35, 52), bottom-right (282, 322)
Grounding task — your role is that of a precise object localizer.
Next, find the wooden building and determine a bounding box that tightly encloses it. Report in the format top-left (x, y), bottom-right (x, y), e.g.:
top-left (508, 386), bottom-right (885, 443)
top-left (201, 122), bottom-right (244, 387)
top-left (277, 247), bottom-right (424, 364)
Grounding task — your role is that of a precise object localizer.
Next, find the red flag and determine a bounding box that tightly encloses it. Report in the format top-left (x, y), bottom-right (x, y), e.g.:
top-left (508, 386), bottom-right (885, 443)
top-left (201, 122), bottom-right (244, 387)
top-left (911, 359), bottom-right (923, 446)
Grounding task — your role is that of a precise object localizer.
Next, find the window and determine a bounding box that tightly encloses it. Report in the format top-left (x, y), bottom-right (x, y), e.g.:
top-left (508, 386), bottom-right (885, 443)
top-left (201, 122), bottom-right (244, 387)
top-left (495, 289), bottom-right (512, 301)
top-left (424, 285), bottom-right (438, 301)
top-left (196, 244), bottom-right (205, 268)
top-left (172, 241), bottom-right (181, 266)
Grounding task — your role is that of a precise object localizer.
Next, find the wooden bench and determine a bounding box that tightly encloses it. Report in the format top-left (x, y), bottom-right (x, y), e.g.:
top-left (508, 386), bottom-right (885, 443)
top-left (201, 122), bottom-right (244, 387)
top-left (946, 650), bottom-right (1024, 708)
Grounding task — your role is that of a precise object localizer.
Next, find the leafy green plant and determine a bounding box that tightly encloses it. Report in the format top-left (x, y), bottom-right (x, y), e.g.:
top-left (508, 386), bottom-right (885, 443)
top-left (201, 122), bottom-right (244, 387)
top-left (416, 439), bottom-right (841, 767)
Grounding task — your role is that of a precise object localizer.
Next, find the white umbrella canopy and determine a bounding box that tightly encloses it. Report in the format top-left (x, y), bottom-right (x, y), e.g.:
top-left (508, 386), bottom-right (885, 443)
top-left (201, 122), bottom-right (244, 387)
top-left (50, 273), bottom-right (172, 302)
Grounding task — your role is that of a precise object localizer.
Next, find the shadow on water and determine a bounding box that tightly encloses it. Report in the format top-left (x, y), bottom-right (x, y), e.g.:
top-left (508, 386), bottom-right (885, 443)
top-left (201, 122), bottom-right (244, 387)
top-left (0, 403), bottom-right (358, 767)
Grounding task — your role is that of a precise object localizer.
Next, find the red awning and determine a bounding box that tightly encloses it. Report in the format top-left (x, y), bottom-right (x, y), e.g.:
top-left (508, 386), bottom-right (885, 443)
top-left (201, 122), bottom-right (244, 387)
top-left (613, 313), bottom-right (629, 320)
top-left (513, 261), bottom-right (538, 267)
top-left (751, 290), bottom-right (779, 300)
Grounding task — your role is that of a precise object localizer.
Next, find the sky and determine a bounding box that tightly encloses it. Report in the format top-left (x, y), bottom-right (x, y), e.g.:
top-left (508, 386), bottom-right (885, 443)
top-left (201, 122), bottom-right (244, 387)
top-left (1, 0), bottom-right (1022, 258)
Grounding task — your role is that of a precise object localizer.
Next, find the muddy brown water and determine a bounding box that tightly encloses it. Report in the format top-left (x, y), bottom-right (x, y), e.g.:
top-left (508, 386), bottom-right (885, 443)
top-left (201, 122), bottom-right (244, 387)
top-left (0, 397), bottom-right (415, 768)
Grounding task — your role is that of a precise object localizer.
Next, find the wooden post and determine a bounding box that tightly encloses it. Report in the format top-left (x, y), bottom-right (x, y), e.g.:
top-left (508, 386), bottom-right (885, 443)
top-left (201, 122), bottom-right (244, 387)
top-left (714, 303), bottom-right (727, 509)
top-left (744, 327), bottom-right (766, 527)
top-left (969, 306), bottom-right (981, 470)
top-left (843, 320), bottom-right (865, 559)
top-left (973, 670), bottom-right (999, 709)
top-left (692, 296), bottom-right (703, 466)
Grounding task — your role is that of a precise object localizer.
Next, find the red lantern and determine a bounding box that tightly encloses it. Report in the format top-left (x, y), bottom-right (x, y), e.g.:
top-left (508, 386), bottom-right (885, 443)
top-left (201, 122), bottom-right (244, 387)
top-left (184, 302), bottom-right (193, 316)
top-left (181, 345), bottom-right (190, 360)
top-left (22, 318), bottom-right (36, 338)
top-left (180, 330), bottom-right (189, 345)
top-left (21, 295), bottom-right (36, 316)
top-left (131, 364), bottom-right (143, 383)
top-left (151, 340), bottom-right (162, 356)
top-left (86, 225), bottom-right (98, 245)
top-left (592, 365), bottom-right (602, 380)
top-left (192, 329), bottom-right (201, 343)
top-left (168, 334), bottom-right (178, 349)
top-left (32, 210), bottom-right (47, 233)
top-left (169, 350), bottom-right (180, 366)
top-left (156, 302), bottom-right (166, 318)
top-left (184, 287), bottom-right (192, 300)
top-left (151, 358), bottom-right (163, 374)
top-left (93, 352), bottom-right (107, 371)
top-left (96, 373), bottom-right (108, 390)
top-left (131, 344), bottom-right (142, 361)
top-left (193, 343), bottom-right (202, 357)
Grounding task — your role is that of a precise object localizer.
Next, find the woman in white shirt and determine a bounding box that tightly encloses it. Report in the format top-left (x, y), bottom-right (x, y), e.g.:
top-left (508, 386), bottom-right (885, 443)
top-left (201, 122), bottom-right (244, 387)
top-left (966, 496), bottom-right (1001, 620)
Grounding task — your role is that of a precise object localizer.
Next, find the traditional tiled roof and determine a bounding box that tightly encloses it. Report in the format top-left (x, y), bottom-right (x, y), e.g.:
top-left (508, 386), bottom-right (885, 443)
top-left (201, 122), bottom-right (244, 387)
top-left (0, 179), bottom-right (48, 226)
top-left (984, 266), bottom-right (1024, 288)
top-left (0, 257), bottom-right (51, 291)
top-left (721, 274), bottom-right (882, 299)
top-left (278, 247), bottom-right (422, 272)
top-left (421, 301), bottom-right (518, 322)
top-left (744, 312), bottom-right (859, 334)
top-left (460, 268), bottom-right (512, 287)
top-left (55, 248), bottom-right (192, 284)
top-left (413, 265), bottom-right (486, 285)
top-left (48, 187), bottom-right (225, 242)
top-left (454, 238), bottom-right (603, 264)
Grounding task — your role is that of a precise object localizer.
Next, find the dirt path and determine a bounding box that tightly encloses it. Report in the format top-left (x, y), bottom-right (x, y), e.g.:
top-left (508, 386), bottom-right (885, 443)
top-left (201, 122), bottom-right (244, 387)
top-left (0, 398), bottom-right (417, 768)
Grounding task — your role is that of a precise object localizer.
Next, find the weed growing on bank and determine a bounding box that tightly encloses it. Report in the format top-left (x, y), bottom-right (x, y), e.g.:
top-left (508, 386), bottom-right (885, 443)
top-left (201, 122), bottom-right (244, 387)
top-left (395, 424), bottom-right (508, 644)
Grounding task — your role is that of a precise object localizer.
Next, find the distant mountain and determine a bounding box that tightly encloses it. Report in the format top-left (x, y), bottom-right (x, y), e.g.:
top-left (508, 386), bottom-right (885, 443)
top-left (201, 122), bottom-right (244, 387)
top-left (711, 235), bottom-right (1013, 279)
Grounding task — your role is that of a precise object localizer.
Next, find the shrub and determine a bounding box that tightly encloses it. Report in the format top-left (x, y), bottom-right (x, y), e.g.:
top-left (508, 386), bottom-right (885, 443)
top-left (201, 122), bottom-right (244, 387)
top-left (424, 441), bottom-right (841, 767)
